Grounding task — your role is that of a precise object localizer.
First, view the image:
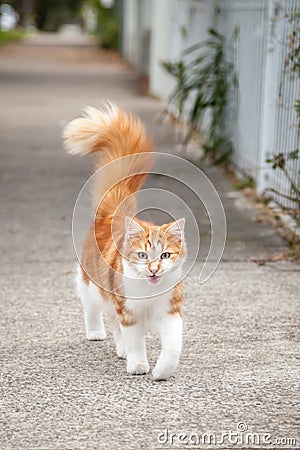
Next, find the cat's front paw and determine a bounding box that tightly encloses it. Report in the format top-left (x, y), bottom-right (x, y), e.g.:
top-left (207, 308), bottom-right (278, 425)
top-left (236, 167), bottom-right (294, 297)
top-left (152, 365), bottom-right (174, 381)
top-left (127, 360), bottom-right (149, 375)
top-left (116, 343), bottom-right (126, 359)
top-left (86, 329), bottom-right (107, 341)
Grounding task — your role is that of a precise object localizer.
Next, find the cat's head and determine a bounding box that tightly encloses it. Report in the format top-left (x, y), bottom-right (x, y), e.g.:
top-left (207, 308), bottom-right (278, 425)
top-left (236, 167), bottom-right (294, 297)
top-left (122, 217), bottom-right (187, 284)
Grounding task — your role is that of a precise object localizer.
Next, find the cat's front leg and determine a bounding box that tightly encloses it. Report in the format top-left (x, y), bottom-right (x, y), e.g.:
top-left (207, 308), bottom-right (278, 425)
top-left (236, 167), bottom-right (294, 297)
top-left (121, 323), bottom-right (149, 375)
top-left (152, 314), bottom-right (182, 381)
top-left (108, 315), bottom-right (126, 359)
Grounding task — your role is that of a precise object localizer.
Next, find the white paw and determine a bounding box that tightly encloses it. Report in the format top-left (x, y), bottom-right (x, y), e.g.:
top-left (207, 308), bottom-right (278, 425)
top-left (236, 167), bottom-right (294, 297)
top-left (152, 365), bottom-right (173, 381)
top-left (116, 343), bottom-right (126, 359)
top-left (86, 329), bottom-right (106, 341)
top-left (127, 360), bottom-right (149, 375)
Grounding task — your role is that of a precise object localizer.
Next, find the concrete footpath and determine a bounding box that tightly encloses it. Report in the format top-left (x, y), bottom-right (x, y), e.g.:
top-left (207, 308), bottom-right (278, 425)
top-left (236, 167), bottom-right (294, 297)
top-left (0, 35), bottom-right (299, 449)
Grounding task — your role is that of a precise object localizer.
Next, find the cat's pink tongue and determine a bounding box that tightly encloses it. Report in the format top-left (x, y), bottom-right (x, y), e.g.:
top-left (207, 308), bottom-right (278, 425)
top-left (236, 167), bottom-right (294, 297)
top-left (148, 275), bottom-right (160, 284)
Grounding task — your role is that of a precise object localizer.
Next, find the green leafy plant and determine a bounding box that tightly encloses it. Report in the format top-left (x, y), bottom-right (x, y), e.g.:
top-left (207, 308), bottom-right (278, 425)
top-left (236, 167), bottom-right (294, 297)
top-left (162, 28), bottom-right (238, 164)
top-left (235, 176), bottom-right (255, 190)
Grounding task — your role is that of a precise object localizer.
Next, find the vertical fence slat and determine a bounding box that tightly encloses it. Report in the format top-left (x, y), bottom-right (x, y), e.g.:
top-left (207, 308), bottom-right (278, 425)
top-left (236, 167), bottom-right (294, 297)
top-left (216, 0), bottom-right (299, 210)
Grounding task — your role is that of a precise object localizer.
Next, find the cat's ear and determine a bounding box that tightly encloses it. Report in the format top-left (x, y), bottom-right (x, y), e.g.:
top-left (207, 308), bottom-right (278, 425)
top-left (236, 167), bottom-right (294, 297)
top-left (125, 217), bottom-right (144, 238)
top-left (165, 218), bottom-right (185, 239)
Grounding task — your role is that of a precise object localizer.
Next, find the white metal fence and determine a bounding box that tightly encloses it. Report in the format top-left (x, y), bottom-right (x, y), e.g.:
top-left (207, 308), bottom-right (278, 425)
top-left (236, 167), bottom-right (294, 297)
top-left (267, 0), bottom-right (300, 209)
top-left (217, 0), bottom-right (300, 206)
top-left (122, 0), bottom-right (300, 208)
top-left (217, 0), bottom-right (268, 187)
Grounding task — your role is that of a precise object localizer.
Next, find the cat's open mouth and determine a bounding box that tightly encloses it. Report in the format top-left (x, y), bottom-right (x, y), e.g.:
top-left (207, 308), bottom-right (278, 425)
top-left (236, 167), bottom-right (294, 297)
top-left (147, 275), bottom-right (160, 284)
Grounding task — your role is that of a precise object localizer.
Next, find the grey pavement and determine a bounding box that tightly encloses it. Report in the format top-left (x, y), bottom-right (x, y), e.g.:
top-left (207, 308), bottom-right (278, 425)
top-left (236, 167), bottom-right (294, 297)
top-left (0, 35), bottom-right (299, 449)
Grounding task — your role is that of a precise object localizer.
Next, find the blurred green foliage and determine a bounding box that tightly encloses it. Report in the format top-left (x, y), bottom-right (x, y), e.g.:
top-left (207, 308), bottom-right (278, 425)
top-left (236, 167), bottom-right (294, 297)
top-left (0, 28), bottom-right (26, 44)
top-left (5, 0), bottom-right (120, 49)
top-left (89, 0), bottom-right (120, 50)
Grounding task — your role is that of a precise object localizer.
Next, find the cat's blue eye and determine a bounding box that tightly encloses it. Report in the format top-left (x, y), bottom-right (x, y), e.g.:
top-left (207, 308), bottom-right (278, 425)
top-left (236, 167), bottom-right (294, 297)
top-left (161, 252), bottom-right (171, 259)
top-left (138, 251), bottom-right (148, 260)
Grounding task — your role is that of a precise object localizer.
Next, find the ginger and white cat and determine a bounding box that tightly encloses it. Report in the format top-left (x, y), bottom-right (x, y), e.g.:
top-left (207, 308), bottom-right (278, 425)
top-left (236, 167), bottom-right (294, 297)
top-left (63, 103), bottom-right (187, 380)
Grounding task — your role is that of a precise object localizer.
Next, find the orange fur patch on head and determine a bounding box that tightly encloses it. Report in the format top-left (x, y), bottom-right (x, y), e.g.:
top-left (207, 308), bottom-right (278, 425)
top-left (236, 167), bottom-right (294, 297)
top-left (162, 219), bottom-right (187, 260)
top-left (123, 218), bottom-right (186, 268)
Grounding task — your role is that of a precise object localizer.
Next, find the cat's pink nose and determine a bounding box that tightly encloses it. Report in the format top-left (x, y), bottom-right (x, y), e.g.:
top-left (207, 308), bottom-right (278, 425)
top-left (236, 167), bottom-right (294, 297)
top-left (149, 267), bottom-right (158, 275)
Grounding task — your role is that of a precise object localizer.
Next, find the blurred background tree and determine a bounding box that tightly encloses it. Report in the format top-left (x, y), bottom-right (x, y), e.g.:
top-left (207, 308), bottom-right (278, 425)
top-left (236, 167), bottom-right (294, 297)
top-left (0, 0), bottom-right (121, 49)
top-left (1, 0), bottom-right (36, 28)
top-left (35, 0), bottom-right (84, 31)
top-left (88, 0), bottom-right (120, 50)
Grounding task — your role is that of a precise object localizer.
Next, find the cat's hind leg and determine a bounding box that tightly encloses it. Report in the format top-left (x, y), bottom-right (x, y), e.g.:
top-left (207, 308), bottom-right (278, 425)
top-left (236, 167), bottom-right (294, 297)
top-left (76, 269), bottom-right (106, 341)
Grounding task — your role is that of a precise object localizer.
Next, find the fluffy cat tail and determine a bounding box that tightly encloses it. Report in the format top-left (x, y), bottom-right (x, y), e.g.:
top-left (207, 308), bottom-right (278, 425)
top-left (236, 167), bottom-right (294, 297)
top-left (63, 102), bottom-right (153, 217)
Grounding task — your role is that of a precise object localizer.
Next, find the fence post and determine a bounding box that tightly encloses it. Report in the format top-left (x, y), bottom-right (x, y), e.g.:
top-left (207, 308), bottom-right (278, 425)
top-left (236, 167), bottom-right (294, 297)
top-left (122, 0), bottom-right (139, 67)
top-left (257, 0), bottom-right (281, 193)
top-left (149, 0), bottom-right (174, 99)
